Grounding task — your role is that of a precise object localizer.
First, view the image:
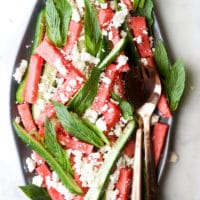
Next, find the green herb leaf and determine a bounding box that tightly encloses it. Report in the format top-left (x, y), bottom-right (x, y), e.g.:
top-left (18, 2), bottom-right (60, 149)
top-left (134, 0), bottom-right (154, 32)
top-left (46, 0), bottom-right (72, 47)
top-left (53, 101), bottom-right (104, 148)
top-left (44, 118), bottom-right (73, 175)
top-left (82, 118), bottom-right (110, 145)
top-left (154, 41), bottom-right (170, 77)
top-left (85, 120), bottom-right (136, 200)
top-left (46, 0), bottom-right (62, 47)
top-left (84, 0), bottom-right (102, 56)
top-left (165, 59), bottom-right (185, 111)
top-left (154, 41), bottom-right (185, 111)
top-left (97, 36), bottom-right (111, 62)
top-left (111, 92), bottom-right (134, 120)
top-left (20, 184), bottom-right (51, 200)
top-left (13, 121), bottom-right (82, 194)
top-left (54, 0), bottom-right (72, 45)
top-left (68, 67), bottom-right (101, 115)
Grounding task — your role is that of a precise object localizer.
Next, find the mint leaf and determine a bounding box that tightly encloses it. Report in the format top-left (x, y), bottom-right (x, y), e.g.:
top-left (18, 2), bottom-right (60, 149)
top-left (53, 101), bottom-right (104, 148)
top-left (165, 59), bottom-right (185, 111)
top-left (44, 118), bottom-right (73, 175)
top-left (20, 185), bottom-right (51, 200)
top-left (46, 0), bottom-right (62, 47)
top-left (84, 0), bottom-right (102, 56)
top-left (46, 0), bottom-right (72, 47)
top-left (154, 41), bottom-right (170, 77)
top-left (54, 0), bottom-right (72, 45)
top-left (111, 92), bottom-right (134, 120)
top-left (68, 67), bottom-right (101, 115)
top-left (154, 41), bottom-right (185, 111)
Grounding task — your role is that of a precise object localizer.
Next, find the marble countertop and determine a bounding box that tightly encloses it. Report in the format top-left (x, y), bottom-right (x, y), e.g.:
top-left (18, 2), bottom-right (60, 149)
top-left (0, 0), bottom-right (200, 199)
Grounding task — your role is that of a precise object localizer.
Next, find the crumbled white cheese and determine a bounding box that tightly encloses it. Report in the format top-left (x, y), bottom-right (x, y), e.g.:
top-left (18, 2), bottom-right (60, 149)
top-left (31, 152), bottom-right (43, 165)
top-left (102, 76), bottom-right (111, 85)
top-left (96, 117), bottom-right (107, 131)
top-left (75, 0), bottom-right (85, 17)
top-left (54, 58), bottom-right (68, 75)
top-left (141, 58), bottom-right (148, 66)
top-left (71, 7), bottom-right (81, 22)
top-left (102, 29), bottom-right (108, 36)
top-left (142, 29), bottom-right (148, 35)
top-left (81, 49), bottom-right (100, 65)
top-left (112, 3), bottom-right (128, 28)
top-left (100, 3), bottom-right (108, 9)
top-left (72, 150), bottom-right (102, 188)
top-left (83, 108), bottom-right (98, 123)
top-left (108, 30), bottom-right (113, 40)
top-left (32, 175), bottom-right (43, 187)
top-left (134, 35), bottom-right (142, 44)
top-left (13, 59), bottom-right (28, 83)
top-left (36, 98), bottom-right (45, 112)
top-left (25, 157), bottom-right (36, 173)
top-left (59, 93), bottom-right (69, 104)
top-left (15, 116), bottom-right (21, 124)
top-left (56, 77), bottom-right (65, 89)
top-left (116, 55), bottom-right (128, 69)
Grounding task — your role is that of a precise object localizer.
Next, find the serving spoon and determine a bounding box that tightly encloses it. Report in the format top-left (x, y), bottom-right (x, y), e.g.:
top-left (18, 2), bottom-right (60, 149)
top-left (125, 65), bottom-right (162, 200)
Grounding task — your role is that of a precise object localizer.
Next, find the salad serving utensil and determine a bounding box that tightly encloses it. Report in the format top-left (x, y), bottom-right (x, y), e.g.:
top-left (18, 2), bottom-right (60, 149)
top-left (125, 65), bottom-right (162, 200)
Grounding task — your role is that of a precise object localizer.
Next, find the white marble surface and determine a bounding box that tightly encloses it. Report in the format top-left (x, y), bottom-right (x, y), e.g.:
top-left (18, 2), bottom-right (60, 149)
top-left (0, 0), bottom-right (200, 199)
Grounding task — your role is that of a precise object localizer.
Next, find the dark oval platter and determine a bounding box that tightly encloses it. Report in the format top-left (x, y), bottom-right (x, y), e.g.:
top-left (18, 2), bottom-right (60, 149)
top-left (10, 0), bottom-right (173, 187)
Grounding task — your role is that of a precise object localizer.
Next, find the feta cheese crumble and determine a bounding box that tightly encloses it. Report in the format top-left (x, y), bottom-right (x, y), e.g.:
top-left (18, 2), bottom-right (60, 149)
top-left (83, 108), bottom-right (98, 123)
top-left (116, 55), bottom-right (128, 69)
top-left (134, 35), bottom-right (142, 44)
top-left (112, 3), bottom-right (128, 28)
top-left (13, 59), bottom-right (28, 83)
top-left (32, 175), bottom-right (43, 187)
top-left (96, 117), bottom-right (107, 131)
top-left (25, 157), bottom-right (36, 173)
top-left (54, 58), bottom-right (68, 75)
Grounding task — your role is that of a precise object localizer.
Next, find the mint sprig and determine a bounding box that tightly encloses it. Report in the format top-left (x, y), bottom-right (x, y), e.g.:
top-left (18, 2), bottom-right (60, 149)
top-left (53, 101), bottom-right (106, 148)
top-left (154, 41), bottom-right (186, 111)
top-left (46, 0), bottom-right (72, 47)
top-left (165, 58), bottom-right (185, 111)
top-left (44, 118), bottom-right (73, 176)
top-left (84, 0), bottom-right (102, 56)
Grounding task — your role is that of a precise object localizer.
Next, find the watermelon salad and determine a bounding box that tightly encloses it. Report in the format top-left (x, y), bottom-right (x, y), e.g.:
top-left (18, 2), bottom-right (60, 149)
top-left (12, 0), bottom-right (185, 199)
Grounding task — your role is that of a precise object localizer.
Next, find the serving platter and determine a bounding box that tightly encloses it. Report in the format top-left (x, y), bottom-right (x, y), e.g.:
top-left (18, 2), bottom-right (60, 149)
top-left (9, 0), bottom-right (173, 188)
